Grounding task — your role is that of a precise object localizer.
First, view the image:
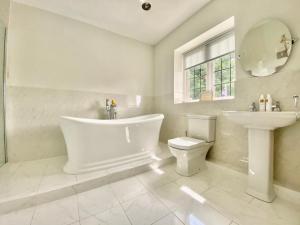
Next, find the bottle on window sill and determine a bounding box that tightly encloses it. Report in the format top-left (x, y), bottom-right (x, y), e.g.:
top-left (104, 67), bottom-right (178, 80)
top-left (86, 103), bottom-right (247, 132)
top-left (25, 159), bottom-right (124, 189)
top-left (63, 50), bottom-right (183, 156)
top-left (200, 91), bottom-right (213, 101)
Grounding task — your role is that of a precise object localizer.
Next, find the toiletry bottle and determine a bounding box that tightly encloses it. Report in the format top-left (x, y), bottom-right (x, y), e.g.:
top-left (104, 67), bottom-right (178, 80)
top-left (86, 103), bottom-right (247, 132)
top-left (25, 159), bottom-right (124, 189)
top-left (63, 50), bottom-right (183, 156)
top-left (266, 94), bottom-right (272, 112)
top-left (259, 94), bottom-right (266, 112)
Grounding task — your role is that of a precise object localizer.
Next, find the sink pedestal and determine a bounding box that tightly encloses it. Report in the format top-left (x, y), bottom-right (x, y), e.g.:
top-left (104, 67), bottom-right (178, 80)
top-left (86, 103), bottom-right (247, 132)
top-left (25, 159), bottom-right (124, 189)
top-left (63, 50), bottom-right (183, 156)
top-left (247, 128), bottom-right (275, 202)
top-left (223, 111), bottom-right (297, 203)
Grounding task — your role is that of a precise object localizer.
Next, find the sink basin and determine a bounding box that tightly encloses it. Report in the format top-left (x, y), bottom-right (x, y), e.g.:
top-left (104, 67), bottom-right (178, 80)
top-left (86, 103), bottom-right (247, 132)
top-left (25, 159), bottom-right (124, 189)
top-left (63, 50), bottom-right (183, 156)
top-left (223, 111), bottom-right (298, 202)
top-left (223, 111), bottom-right (297, 130)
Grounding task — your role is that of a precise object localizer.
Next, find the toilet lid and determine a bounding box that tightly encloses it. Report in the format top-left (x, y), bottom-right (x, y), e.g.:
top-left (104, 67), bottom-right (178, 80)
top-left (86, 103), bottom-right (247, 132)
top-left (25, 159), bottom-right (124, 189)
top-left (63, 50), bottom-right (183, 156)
top-left (168, 137), bottom-right (205, 150)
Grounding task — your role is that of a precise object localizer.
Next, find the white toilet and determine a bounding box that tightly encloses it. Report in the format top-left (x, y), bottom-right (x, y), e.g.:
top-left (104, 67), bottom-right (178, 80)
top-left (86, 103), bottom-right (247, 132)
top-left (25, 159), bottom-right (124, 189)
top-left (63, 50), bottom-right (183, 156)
top-left (168, 114), bottom-right (216, 176)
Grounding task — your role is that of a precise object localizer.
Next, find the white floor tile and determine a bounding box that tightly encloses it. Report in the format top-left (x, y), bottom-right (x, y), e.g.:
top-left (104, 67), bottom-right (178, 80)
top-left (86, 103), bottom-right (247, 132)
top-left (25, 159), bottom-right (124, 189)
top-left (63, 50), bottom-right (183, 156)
top-left (202, 185), bottom-right (300, 225)
top-left (0, 207), bottom-right (35, 225)
top-left (248, 198), bottom-right (300, 225)
top-left (152, 213), bottom-right (184, 225)
top-left (0, 150), bottom-right (174, 208)
top-left (74, 176), bottom-right (109, 194)
top-left (196, 164), bottom-right (232, 186)
top-left (174, 198), bottom-right (232, 225)
top-left (38, 157), bottom-right (76, 191)
top-left (201, 186), bottom-right (249, 221)
top-left (107, 165), bottom-right (135, 183)
top-left (77, 185), bottom-right (119, 218)
top-left (233, 211), bottom-right (287, 225)
top-left (31, 195), bottom-right (78, 225)
top-left (0, 160), bottom-right (48, 198)
top-left (121, 193), bottom-right (170, 225)
top-left (154, 181), bottom-right (231, 225)
top-left (110, 177), bottom-right (148, 202)
top-left (35, 186), bottom-right (76, 205)
top-left (212, 173), bottom-right (252, 203)
top-left (76, 169), bottom-right (108, 183)
top-left (0, 159), bottom-right (299, 225)
top-left (137, 165), bottom-right (180, 189)
top-left (0, 162), bottom-right (21, 179)
top-left (175, 174), bottom-right (211, 194)
top-left (39, 167), bottom-right (76, 192)
top-left (154, 182), bottom-right (193, 211)
top-left (79, 216), bottom-right (100, 225)
top-left (95, 205), bottom-right (131, 225)
top-left (230, 222), bottom-right (239, 225)
top-left (69, 222), bottom-right (80, 225)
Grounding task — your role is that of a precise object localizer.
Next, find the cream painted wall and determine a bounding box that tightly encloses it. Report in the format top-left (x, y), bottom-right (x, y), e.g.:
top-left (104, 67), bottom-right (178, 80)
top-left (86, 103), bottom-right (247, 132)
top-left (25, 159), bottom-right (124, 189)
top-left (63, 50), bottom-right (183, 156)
top-left (154, 0), bottom-right (300, 191)
top-left (8, 3), bottom-right (154, 96)
top-left (6, 2), bottom-right (154, 161)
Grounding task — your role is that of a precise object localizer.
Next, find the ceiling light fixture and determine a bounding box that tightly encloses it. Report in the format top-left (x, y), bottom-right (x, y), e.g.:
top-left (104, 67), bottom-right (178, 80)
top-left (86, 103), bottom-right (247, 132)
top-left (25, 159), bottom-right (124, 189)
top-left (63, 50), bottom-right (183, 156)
top-left (140, 0), bottom-right (151, 11)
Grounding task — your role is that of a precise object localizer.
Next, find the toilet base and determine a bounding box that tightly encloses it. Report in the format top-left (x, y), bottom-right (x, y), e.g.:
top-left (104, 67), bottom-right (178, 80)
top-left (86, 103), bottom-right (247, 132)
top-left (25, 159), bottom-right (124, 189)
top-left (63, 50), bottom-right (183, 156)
top-left (169, 144), bottom-right (213, 177)
top-left (175, 153), bottom-right (207, 176)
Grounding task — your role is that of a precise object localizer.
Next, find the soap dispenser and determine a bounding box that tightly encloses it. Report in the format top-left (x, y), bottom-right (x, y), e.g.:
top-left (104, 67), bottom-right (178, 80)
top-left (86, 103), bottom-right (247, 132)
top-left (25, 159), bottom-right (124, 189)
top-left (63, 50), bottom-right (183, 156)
top-left (259, 94), bottom-right (266, 112)
top-left (266, 94), bottom-right (272, 112)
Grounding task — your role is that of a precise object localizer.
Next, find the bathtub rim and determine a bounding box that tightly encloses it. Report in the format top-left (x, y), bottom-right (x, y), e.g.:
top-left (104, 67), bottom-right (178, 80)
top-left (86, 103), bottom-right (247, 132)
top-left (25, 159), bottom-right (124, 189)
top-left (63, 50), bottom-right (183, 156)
top-left (60, 113), bottom-right (164, 126)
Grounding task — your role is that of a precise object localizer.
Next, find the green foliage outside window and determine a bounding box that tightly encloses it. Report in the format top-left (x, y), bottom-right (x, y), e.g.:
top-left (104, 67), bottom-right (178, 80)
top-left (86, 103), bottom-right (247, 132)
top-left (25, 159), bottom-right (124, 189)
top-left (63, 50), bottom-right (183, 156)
top-left (213, 52), bottom-right (235, 98)
top-left (185, 52), bottom-right (235, 100)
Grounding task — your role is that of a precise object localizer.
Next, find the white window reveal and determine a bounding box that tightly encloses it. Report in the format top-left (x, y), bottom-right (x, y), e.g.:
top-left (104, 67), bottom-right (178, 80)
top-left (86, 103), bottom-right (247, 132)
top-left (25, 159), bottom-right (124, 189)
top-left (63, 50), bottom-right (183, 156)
top-left (174, 17), bottom-right (235, 104)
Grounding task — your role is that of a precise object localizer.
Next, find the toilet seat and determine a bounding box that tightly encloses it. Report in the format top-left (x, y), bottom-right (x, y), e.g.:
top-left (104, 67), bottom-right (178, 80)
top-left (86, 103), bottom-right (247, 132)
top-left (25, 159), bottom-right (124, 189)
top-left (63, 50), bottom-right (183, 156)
top-left (168, 137), bottom-right (205, 150)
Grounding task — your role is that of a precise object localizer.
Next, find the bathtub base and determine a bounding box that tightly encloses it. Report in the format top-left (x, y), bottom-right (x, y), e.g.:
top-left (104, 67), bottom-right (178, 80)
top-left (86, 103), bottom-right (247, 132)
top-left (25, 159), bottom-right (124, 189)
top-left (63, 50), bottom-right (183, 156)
top-left (64, 151), bottom-right (153, 174)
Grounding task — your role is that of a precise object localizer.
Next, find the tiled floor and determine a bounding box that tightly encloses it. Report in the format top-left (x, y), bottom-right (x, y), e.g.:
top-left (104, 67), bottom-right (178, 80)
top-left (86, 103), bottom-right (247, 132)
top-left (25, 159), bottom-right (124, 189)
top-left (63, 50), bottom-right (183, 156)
top-left (0, 144), bottom-right (173, 204)
top-left (0, 162), bottom-right (299, 225)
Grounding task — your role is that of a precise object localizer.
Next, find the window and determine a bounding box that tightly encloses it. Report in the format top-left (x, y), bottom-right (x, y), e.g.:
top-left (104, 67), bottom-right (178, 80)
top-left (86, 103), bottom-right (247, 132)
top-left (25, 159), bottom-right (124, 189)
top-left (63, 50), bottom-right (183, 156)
top-left (213, 52), bottom-right (235, 99)
top-left (186, 64), bottom-right (207, 100)
top-left (184, 32), bottom-right (235, 101)
top-left (173, 17), bottom-right (235, 104)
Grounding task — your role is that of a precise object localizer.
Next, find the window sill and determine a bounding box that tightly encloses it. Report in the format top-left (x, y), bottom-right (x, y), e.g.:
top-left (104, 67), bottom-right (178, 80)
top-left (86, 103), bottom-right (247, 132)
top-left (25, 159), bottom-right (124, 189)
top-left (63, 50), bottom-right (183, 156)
top-left (213, 96), bottom-right (235, 101)
top-left (179, 96), bottom-right (235, 104)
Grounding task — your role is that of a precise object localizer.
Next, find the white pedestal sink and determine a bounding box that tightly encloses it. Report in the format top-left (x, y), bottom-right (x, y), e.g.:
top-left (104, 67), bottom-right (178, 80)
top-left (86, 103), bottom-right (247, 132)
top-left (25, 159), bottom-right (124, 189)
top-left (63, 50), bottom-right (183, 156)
top-left (223, 111), bottom-right (297, 202)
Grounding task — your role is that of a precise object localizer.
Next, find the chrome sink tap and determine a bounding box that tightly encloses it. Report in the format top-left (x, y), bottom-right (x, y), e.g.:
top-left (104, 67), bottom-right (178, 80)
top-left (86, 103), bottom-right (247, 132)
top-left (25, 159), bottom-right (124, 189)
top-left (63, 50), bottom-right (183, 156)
top-left (293, 95), bottom-right (299, 109)
top-left (106, 98), bottom-right (110, 112)
top-left (272, 101), bottom-right (281, 112)
top-left (293, 95), bottom-right (299, 119)
top-left (249, 102), bottom-right (257, 112)
top-left (105, 98), bottom-right (111, 119)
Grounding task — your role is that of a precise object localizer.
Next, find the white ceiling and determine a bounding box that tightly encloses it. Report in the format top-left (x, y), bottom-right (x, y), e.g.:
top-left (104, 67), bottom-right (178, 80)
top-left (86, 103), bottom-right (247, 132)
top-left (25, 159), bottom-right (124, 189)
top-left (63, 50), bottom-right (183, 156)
top-left (13, 0), bottom-right (211, 45)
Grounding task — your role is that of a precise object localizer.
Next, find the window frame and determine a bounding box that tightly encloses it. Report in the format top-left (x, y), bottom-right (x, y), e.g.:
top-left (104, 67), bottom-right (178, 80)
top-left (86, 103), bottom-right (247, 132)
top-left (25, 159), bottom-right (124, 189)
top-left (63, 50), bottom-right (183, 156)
top-left (183, 41), bottom-right (236, 102)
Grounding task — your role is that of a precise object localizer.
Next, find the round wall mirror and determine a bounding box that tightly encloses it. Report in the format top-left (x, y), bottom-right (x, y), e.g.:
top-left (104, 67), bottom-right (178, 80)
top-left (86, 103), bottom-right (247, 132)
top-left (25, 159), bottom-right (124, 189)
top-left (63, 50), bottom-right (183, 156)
top-left (240, 19), bottom-right (293, 77)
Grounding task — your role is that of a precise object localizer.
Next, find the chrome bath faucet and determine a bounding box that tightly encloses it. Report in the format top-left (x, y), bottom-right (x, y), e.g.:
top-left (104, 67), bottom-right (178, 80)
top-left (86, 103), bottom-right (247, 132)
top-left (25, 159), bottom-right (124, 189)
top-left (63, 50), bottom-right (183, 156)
top-left (105, 99), bottom-right (117, 120)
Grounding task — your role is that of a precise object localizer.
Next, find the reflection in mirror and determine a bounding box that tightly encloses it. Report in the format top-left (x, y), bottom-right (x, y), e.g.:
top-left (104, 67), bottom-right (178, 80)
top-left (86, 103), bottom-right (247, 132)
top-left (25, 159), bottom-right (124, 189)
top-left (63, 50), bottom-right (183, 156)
top-left (0, 22), bottom-right (6, 166)
top-left (240, 19), bottom-right (293, 77)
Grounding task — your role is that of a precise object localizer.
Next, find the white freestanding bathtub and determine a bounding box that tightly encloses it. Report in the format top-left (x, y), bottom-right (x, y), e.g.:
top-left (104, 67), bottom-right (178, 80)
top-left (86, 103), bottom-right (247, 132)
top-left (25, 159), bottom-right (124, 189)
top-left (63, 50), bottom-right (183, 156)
top-left (60, 114), bottom-right (164, 174)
